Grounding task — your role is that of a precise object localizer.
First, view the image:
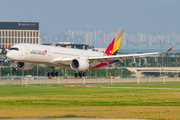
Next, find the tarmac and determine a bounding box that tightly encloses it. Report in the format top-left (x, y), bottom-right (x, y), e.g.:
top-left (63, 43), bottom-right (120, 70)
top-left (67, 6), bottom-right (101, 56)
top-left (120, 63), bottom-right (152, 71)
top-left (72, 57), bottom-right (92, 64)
top-left (1, 118), bottom-right (146, 120)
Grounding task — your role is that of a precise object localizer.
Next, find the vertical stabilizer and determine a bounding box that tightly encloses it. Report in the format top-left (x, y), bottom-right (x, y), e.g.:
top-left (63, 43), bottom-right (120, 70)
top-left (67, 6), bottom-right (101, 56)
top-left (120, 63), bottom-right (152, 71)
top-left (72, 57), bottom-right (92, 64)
top-left (5, 44), bottom-right (9, 52)
top-left (104, 29), bottom-right (124, 56)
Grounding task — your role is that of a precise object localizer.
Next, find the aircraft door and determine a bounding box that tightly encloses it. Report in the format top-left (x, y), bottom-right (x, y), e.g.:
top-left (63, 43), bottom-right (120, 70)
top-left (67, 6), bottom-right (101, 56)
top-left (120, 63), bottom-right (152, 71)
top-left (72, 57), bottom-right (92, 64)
top-left (47, 48), bottom-right (51, 57)
top-left (24, 46), bottom-right (28, 54)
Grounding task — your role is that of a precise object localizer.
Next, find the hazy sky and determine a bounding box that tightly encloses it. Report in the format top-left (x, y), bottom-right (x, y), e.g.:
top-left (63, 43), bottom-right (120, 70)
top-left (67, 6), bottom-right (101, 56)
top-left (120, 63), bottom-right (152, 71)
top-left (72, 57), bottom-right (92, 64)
top-left (0, 0), bottom-right (180, 35)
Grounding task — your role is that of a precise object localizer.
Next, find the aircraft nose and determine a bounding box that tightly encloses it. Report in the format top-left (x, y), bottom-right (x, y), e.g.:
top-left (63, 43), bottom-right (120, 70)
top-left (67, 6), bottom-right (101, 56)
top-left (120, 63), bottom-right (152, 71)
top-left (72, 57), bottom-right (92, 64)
top-left (6, 52), bottom-right (13, 60)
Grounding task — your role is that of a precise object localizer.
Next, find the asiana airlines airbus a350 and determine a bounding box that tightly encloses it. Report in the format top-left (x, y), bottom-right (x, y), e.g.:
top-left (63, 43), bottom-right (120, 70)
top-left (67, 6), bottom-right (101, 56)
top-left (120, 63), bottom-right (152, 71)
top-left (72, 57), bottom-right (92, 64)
top-left (5, 29), bottom-right (174, 77)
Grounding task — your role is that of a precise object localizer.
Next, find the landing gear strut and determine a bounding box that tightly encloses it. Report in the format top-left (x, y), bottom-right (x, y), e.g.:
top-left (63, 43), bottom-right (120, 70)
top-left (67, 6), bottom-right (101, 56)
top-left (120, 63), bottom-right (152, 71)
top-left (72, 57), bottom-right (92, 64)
top-left (75, 71), bottom-right (86, 77)
top-left (47, 67), bottom-right (58, 78)
top-left (13, 67), bottom-right (17, 71)
top-left (12, 62), bottom-right (17, 71)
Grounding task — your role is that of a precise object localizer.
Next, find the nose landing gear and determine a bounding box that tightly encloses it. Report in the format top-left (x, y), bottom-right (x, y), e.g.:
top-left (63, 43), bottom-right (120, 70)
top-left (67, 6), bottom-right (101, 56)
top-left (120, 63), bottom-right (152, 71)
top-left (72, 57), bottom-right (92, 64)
top-left (75, 71), bottom-right (86, 77)
top-left (12, 62), bottom-right (17, 71)
top-left (13, 67), bottom-right (17, 71)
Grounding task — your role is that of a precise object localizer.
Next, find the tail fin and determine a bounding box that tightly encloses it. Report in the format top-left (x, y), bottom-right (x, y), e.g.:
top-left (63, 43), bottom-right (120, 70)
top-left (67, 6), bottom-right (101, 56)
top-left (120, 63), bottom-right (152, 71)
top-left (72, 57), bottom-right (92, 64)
top-left (104, 29), bottom-right (124, 56)
top-left (5, 44), bottom-right (9, 51)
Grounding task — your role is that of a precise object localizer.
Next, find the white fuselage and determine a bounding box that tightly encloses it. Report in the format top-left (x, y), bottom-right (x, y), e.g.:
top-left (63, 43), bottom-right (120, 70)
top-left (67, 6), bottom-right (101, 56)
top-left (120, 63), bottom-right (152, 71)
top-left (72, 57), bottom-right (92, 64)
top-left (6, 43), bottom-right (104, 68)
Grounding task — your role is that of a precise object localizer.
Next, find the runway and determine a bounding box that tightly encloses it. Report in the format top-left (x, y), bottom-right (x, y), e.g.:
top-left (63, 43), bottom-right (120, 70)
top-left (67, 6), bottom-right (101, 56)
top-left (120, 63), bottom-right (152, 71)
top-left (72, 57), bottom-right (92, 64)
top-left (2, 118), bottom-right (145, 120)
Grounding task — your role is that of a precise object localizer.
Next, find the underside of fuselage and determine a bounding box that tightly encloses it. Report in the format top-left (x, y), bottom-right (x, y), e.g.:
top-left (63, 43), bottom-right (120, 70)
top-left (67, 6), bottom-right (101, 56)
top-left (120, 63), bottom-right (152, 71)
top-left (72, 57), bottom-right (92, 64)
top-left (16, 57), bottom-right (119, 69)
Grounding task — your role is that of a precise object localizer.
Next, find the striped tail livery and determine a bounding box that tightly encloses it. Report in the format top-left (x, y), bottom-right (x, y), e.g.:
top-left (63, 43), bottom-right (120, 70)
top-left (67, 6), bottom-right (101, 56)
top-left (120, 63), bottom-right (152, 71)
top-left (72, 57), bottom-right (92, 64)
top-left (91, 29), bottom-right (124, 68)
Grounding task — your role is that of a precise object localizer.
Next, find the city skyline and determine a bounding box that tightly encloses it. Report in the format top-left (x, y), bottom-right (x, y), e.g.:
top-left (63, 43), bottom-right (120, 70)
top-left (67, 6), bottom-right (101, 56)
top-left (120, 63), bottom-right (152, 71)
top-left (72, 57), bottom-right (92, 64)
top-left (0, 0), bottom-right (180, 52)
top-left (41, 29), bottom-right (180, 50)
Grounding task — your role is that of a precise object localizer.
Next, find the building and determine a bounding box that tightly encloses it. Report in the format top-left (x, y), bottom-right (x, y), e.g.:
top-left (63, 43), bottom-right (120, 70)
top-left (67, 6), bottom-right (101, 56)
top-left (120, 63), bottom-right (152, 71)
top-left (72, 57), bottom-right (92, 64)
top-left (94, 48), bottom-right (106, 53)
top-left (0, 22), bottom-right (40, 49)
top-left (42, 42), bottom-right (91, 50)
top-left (42, 42), bottom-right (108, 54)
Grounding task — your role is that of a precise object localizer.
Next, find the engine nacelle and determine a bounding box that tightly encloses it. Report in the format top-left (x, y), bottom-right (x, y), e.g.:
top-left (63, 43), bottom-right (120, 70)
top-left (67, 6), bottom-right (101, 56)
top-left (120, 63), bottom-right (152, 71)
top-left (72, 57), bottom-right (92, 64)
top-left (17, 62), bottom-right (34, 70)
top-left (70, 59), bottom-right (89, 71)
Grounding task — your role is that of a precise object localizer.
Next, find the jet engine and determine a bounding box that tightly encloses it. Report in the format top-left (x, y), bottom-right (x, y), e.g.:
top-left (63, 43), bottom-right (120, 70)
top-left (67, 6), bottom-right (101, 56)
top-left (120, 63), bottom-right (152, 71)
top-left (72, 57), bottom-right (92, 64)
top-left (70, 59), bottom-right (89, 71)
top-left (17, 62), bottom-right (34, 70)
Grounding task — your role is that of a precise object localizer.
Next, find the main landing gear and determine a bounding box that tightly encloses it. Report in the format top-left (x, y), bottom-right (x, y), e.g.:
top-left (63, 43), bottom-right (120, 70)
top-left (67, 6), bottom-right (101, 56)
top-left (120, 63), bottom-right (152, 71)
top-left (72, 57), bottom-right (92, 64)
top-left (75, 71), bottom-right (86, 78)
top-left (47, 67), bottom-right (58, 78)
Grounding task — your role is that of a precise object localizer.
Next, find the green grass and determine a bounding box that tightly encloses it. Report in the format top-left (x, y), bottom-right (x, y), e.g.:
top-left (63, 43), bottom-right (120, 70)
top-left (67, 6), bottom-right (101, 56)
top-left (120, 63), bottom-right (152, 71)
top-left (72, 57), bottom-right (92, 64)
top-left (89, 82), bottom-right (180, 88)
top-left (0, 84), bottom-right (180, 97)
top-left (39, 81), bottom-right (180, 88)
top-left (1, 85), bottom-right (180, 119)
top-left (0, 85), bottom-right (180, 106)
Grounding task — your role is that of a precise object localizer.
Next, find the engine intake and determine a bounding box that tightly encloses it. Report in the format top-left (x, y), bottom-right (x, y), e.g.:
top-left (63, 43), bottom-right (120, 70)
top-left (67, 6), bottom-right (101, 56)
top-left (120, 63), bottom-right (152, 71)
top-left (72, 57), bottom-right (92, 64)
top-left (17, 62), bottom-right (34, 70)
top-left (70, 59), bottom-right (89, 71)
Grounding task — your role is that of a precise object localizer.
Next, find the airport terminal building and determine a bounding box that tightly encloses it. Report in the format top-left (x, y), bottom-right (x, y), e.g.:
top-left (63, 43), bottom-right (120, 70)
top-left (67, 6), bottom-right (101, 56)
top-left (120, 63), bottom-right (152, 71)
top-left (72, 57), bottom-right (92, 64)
top-left (0, 22), bottom-right (40, 49)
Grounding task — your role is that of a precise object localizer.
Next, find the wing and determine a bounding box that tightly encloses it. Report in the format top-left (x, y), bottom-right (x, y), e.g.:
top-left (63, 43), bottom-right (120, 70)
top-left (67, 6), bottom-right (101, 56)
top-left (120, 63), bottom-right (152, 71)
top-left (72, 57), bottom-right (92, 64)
top-left (88, 52), bottom-right (159, 63)
top-left (53, 57), bottom-right (74, 65)
top-left (53, 45), bottom-right (175, 65)
top-left (88, 45), bottom-right (175, 63)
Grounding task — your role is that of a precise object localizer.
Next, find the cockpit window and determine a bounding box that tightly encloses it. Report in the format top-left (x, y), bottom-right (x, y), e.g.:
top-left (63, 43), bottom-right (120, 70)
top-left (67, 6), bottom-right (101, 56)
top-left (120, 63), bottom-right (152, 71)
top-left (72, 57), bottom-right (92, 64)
top-left (9, 47), bottom-right (19, 51)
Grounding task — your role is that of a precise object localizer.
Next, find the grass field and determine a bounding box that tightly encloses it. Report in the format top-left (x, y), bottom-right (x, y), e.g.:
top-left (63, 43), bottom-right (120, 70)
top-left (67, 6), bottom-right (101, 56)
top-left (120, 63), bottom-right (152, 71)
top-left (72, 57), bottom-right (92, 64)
top-left (71, 82), bottom-right (180, 88)
top-left (0, 82), bottom-right (180, 119)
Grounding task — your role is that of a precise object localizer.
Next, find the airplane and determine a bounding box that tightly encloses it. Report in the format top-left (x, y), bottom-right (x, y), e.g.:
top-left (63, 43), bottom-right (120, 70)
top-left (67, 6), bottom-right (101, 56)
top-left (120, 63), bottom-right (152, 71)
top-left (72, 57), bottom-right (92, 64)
top-left (5, 29), bottom-right (175, 77)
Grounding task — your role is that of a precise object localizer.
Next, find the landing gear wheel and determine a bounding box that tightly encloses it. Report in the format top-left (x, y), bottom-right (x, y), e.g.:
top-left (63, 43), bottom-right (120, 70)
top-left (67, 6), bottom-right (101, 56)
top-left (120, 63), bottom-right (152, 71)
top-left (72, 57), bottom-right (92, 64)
top-left (51, 72), bottom-right (55, 77)
top-left (13, 67), bottom-right (17, 71)
top-left (47, 72), bottom-right (50, 77)
top-left (82, 72), bottom-right (86, 77)
top-left (47, 67), bottom-right (56, 78)
top-left (75, 73), bottom-right (78, 77)
top-left (78, 72), bottom-right (82, 77)
top-left (55, 72), bottom-right (58, 76)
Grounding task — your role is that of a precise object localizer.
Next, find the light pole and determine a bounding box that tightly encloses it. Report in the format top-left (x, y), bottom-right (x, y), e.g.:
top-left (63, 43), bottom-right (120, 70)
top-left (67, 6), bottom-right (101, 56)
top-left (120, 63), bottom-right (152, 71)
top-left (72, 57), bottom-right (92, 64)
top-left (121, 65), bottom-right (122, 78)
top-left (90, 69), bottom-right (91, 78)
top-left (62, 69), bottom-right (64, 78)
top-left (0, 49), bottom-right (2, 77)
top-left (160, 40), bottom-right (163, 67)
top-left (158, 63), bottom-right (161, 76)
top-left (165, 64), bottom-right (169, 75)
top-left (95, 69), bottom-right (97, 77)
top-left (106, 66), bottom-right (107, 78)
top-left (139, 58), bottom-right (141, 67)
top-left (0, 54), bottom-right (1, 77)
top-left (124, 59), bottom-right (126, 67)
top-left (44, 67), bottom-right (46, 76)
top-left (37, 66), bottom-right (38, 77)
top-left (176, 49), bottom-right (179, 76)
top-left (178, 49), bottom-right (179, 76)
top-left (10, 61), bottom-right (12, 76)
top-left (22, 70), bottom-right (24, 78)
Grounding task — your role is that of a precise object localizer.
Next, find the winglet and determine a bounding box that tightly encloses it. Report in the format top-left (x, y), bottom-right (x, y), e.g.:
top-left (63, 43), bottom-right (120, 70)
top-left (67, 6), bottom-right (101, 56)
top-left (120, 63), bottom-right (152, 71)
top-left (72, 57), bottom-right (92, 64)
top-left (162, 45), bottom-right (175, 53)
top-left (5, 44), bottom-right (9, 51)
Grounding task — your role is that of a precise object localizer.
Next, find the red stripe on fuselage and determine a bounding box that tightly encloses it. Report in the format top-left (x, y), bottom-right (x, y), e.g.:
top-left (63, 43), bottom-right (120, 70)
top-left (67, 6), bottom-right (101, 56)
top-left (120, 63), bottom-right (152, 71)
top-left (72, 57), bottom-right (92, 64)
top-left (90, 38), bottom-right (117, 69)
top-left (90, 62), bottom-right (108, 69)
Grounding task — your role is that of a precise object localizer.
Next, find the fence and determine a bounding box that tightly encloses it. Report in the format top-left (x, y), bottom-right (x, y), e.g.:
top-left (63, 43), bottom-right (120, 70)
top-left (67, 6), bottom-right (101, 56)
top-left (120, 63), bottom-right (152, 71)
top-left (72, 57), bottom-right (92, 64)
top-left (0, 76), bottom-right (180, 85)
